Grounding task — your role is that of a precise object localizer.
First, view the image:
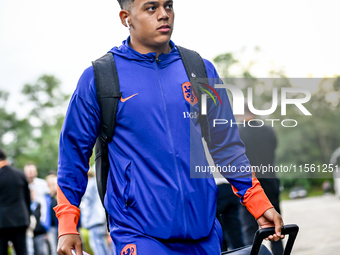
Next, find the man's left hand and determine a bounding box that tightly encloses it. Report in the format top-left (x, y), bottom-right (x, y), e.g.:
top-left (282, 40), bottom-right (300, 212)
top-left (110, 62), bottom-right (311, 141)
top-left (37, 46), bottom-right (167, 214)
top-left (257, 208), bottom-right (285, 241)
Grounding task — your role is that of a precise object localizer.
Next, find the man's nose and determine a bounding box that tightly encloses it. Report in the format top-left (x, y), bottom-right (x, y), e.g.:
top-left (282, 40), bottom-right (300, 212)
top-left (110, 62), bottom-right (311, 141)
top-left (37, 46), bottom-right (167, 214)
top-left (158, 7), bottom-right (169, 20)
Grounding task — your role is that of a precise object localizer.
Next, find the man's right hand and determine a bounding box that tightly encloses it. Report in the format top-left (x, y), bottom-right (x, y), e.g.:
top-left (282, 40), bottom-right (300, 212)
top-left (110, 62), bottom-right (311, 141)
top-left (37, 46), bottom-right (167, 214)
top-left (57, 234), bottom-right (83, 255)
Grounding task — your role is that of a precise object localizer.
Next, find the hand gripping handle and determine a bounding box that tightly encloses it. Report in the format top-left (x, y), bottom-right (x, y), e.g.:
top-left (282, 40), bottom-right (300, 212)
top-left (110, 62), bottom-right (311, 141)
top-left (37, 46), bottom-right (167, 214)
top-left (250, 224), bottom-right (299, 255)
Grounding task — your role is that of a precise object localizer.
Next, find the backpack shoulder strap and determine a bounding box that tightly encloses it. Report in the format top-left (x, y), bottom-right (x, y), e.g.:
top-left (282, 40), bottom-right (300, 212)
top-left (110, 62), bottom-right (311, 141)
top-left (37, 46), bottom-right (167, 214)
top-left (92, 52), bottom-right (122, 143)
top-left (176, 46), bottom-right (211, 143)
top-left (92, 53), bottom-right (121, 209)
top-left (176, 46), bottom-right (208, 80)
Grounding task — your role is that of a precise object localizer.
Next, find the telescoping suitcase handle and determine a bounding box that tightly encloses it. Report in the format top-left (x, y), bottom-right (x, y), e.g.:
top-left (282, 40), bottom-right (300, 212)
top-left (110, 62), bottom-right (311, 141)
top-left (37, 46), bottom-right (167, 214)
top-left (250, 224), bottom-right (299, 255)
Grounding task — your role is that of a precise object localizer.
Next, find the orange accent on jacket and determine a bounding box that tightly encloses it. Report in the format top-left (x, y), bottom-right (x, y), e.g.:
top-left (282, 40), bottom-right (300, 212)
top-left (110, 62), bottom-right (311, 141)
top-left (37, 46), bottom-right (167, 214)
top-left (53, 185), bottom-right (81, 238)
top-left (232, 172), bottom-right (273, 219)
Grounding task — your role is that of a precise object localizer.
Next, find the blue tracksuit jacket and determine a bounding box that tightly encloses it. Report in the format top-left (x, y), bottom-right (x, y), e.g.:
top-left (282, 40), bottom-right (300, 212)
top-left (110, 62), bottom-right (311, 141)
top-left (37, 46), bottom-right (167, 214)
top-left (54, 37), bottom-right (272, 241)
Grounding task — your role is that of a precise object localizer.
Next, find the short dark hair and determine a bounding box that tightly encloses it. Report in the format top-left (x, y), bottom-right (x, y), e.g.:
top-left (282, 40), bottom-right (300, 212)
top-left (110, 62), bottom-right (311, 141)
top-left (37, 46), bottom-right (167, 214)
top-left (117, 0), bottom-right (134, 9)
top-left (47, 170), bottom-right (57, 176)
top-left (0, 148), bottom-right (7, 161)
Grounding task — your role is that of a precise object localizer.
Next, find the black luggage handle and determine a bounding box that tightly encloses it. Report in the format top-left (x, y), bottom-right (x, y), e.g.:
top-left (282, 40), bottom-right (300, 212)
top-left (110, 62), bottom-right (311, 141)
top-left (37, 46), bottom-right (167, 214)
top-left (250, 224), bottom-right (299, 255)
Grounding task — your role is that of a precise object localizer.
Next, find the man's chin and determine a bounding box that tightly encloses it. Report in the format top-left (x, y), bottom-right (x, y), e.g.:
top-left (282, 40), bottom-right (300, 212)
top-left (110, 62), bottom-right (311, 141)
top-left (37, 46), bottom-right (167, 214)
top-left (154, 34), bottom-right (172, 47)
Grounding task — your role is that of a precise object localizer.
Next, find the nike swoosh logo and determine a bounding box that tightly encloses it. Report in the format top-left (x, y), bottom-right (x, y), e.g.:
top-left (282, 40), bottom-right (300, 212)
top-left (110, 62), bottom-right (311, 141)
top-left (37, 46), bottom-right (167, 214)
top-left (120, 93), bottom-right (139, 102)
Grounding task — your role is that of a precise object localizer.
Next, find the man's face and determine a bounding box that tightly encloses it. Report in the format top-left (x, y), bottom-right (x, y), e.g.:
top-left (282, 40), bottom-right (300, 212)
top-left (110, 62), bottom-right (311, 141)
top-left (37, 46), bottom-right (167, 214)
top-left (46, 175), bottom-right (57, 196)
top-left (129, 0), bottom-right (174, 50)
top-left (24, 165), bottom-right (37, 184)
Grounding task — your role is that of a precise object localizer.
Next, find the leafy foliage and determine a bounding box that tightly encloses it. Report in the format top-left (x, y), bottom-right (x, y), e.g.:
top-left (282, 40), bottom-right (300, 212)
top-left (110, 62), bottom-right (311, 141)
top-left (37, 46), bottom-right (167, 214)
top-left (0, 75), bottom-right (70, 177)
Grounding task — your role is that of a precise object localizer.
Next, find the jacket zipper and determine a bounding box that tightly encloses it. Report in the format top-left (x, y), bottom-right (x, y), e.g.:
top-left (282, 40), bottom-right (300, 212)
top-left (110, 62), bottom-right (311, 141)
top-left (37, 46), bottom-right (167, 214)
top-left (154, 57), bottom-right (188, 236)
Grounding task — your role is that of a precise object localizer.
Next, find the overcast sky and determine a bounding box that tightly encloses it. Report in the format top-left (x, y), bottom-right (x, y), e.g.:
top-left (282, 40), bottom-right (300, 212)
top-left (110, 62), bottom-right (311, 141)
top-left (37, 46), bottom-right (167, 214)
top-left (1, 0), bottom-right (339, 104)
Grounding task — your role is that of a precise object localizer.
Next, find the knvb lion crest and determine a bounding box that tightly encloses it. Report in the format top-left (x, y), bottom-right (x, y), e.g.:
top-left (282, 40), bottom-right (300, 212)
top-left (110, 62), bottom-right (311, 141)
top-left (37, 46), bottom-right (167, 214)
top-left (182, 82), bottom-right (198, 106)
top-left (121, 244), bottom-right (136, 255)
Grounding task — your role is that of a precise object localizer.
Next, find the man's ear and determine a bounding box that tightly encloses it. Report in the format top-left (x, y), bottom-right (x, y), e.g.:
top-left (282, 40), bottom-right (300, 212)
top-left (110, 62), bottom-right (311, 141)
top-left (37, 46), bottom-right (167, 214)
top-left (119, 10), bottom-right (130, 28)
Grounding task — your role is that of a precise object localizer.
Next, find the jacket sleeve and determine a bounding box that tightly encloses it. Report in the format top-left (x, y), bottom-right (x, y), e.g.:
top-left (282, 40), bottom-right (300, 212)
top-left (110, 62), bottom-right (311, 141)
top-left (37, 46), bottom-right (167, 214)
top-left (54, 66), bottom-right (101, 237)
top-left (202, 59), bottom-right (273, 219)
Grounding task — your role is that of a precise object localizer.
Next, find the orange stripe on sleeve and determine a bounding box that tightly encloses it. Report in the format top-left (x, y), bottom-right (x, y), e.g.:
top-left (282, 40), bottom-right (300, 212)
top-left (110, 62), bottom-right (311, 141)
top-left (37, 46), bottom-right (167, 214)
top-left (53, 185), bottom-right (81, 238)
top-left (232, 173), bottom-right (273, 219)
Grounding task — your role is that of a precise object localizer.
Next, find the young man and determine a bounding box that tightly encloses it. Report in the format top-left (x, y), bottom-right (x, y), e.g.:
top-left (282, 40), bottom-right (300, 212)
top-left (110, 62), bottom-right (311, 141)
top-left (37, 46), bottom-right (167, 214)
top-left (55, 1), bottom-right (284, 254)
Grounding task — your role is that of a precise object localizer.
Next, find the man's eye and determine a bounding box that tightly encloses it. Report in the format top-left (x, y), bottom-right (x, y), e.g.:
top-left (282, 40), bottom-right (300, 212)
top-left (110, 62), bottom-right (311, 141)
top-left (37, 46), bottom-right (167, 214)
top-left (147, 6), bottom-right (156, 11)
top-left (165, 4), bottom-right (173, 9)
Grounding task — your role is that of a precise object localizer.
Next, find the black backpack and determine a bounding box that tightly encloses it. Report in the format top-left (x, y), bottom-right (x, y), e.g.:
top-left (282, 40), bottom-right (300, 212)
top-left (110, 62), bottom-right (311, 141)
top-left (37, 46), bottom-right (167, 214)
top-left (92, 46), bottom-right (208, 223)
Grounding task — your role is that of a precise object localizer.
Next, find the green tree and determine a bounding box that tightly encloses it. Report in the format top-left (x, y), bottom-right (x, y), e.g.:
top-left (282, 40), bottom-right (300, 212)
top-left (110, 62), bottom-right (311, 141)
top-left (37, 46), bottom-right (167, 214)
top-left (0, 90), bottom-right (32, 163)
top-left (19, 75), bottom-right (70, 176)
top-left (0, 75), bottom-right (70, 177)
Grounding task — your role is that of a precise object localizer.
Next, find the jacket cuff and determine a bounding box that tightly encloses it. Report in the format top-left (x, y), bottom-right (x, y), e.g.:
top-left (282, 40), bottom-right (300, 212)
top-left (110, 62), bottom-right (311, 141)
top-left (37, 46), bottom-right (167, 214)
top-left (54, 204), bottom-right (80, 238)
top-left (244, 189), bottom-right (274, 219)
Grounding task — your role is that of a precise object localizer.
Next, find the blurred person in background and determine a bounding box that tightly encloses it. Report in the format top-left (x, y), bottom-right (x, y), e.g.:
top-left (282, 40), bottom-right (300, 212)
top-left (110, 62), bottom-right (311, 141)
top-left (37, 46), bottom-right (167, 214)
top-left (46, 172), bottom-right (59, 255)
top-left (24, 164), bottom-right (50, 228)
top-left (80, 169), bottom-right (113, 255)
top-left (237, 103), bottom-right (284, 255)
top-left (24, 164), bottom-right (51, 254)
top-left (30, 189), bottom-right (50, 255)
top-left (0, 148), bottom-right (31, 255)
top-left (26, 212), bottom-right (37, 255)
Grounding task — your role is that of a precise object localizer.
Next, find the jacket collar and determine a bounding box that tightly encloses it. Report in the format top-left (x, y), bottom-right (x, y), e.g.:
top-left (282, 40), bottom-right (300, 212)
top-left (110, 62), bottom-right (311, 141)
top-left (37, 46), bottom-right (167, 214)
top-left (109, 37), bottom-right (180, 66)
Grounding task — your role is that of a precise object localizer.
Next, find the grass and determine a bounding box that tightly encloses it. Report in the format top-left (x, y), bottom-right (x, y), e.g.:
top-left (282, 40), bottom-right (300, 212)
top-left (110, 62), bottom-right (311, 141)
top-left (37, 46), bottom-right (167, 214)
top-left (79, 228), bottom-right (94, 255)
